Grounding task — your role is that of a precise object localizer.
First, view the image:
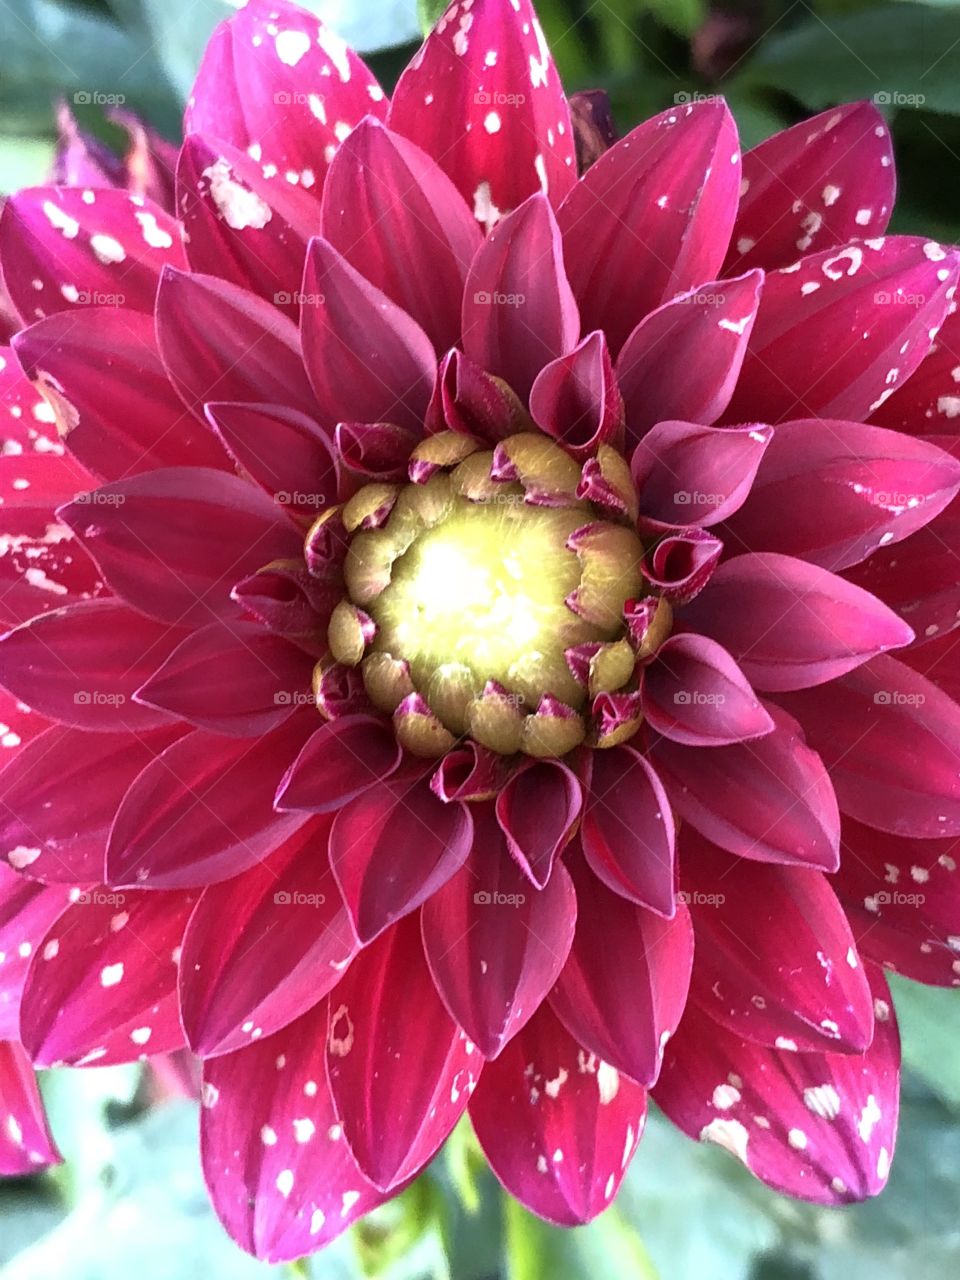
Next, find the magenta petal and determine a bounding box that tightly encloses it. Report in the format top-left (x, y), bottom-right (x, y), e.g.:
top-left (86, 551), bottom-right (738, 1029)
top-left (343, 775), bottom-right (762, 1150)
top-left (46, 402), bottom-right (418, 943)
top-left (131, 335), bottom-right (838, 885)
top-left (335, 421), bottom-right (420, 482)
top-left (871, 307), bottom-right (960, 433)
top-left (329, 771), bottom-right (472, 943)
top-left (0, 1042), bottom-right (60, 1173)
top-left (180, 819), bottom-right (357, 1057)
top-left (388, 0), bottom-right (575, 221)
top-left (0, 726), bottom-right (178, 883)
top-left (201, 1000), bottom-right (387, 1263)
top-left (640, 528), bottom-right (722, 604)
top-left (642, 633), bottom-right (773, 745)
top-left (727, 103), bottom-right (895, 274)
top-left (0, 187), bottom-right (184, 321)
top-left (326, 916), bottom-right (478, 1190)
top-left (654, 965), bottom-right (899, 1205)
top-left (106, 715), bottom-right (316, 888)
top-left (0, 599), bottom-right (185, 731)
top-left (616, 271), bottom-right (763, 444)
top-left (20, 887), bottom-right (194, 1066)
top-left (470, 1002), bottom-right (647, 1225)
top-left (186, 0), bottom-right (387, 202)
top-left (557, 101), bottom-right (741, 354)
top-left (530, 331), bottom-right (624, 458)
top-left (12, 310), bottom-right (229, 477)
top-left (301, 238), bottom-right (436, 434)
top-left (581, 746), bottom-right (676, 915)
top-left (462, 194), bottom-right (579, 401)
top-left (683, 831), bottom-right (873, 1052)
top-left (679, 552), bottom-right (914, 691)
top-left (0, 866), bottom-right (72, 1039)
top-left (721, 418), bottom-right (960, 570)
top-left (495, 757), bottom-right (582, 888)
top-left (724, 237), bottom-right (960, 425)
top-left (275, 716), bottom-right (402, 814)
top-left (650, 703), bottom-right (841, 870)
top-left (421, 808), bottom-right (576, 1057)
top-left (631, 419), bottom-right (772, 530)
top-left (136, 621), bottom-right (315, 737)
top-left (156, 267), bottom-right (318, 419)
top-left (550, 847), bottom-right (692, 1086)
top-left (322, 118), bottom-right (480, 352)
top-left (776, 656), bottom-right (960, 838)
top-left (57, 467), bottom-right (302, 625)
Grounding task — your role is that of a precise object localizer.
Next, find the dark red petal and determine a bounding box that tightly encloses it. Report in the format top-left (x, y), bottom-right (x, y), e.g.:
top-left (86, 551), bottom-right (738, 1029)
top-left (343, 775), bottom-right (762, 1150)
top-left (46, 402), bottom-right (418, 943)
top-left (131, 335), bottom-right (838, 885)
top-left (421, 808), bottom-right (576, 1058)
top-left (495, 757), bottom-right (582, 888)
top-left (20, 887), bottom-right (194, 1066)
top-left (581, 745), bottom-right (676, 915)
top-left (326, 916), bottom-right (478, 1189)
top-left (631, 419), bottom-right (772, 531)
top-left (550, 847), bottom-right (692, 1085)
top-left (616, 271), bottom-right (762, 445)
top-left (136, 620), bottom-right (315, 737)
top-left (57, 467), bottom-right (302, 625)
top-left (12, 310), bottom-right (229, 478)
top-left (186, 0), bottom-right (387, 203)
top-left (0, 1041), bottom-right (60, 1173)
top-left (0, 599), bottom-right (185, 730)
top-left (726, 103), bottom-right (895, 274)
top-left (721, 418), bottom-right (960, 570)
top-left (201, 999), bottom-right (387, 1263)
top-left (557, 101), bottom-right (741, 354)
top-left (462, 194), bottom-right (579, 401)
top-left (106, 715), bottom-right (316, 888)
top-left (180, 818), bottom-right (357, 1057)
top-left (682, 831), bottom-right (873, 1052)
top-left (642, 633), bottom-right (773, 745)
top-left (724, 237), bottom-right (960, 425)
top-left (776, 656), bottom-right (960, 838)
top-left (679, 552), bottom-right (914, 691)
top-left (470, 1002), bottom-right (647, 1225)
top-left (388, 0), bottom-right (576, 222)
top-left (0, 187), bottom-right (184, 320)
top-left (530, 331), bottom-right (623, 459)
top-left (650, 703), bottom-right (840, 870)
top-left (301, 238), bottom-right (436, 434)
top-left (329, 772), bottom-right (472, 943)
top-left (640, 527), bottom-right (722, 604)
top-left (653, 966), bottom-right (899, 1205)
top-left (275, 715), bottom-right (402, 814)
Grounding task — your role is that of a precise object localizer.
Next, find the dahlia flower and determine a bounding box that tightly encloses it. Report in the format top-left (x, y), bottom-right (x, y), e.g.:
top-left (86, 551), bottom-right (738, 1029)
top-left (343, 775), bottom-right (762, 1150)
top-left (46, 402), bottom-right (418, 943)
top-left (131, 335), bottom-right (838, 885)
top-left (2, 0), bottom-right (960, 1258)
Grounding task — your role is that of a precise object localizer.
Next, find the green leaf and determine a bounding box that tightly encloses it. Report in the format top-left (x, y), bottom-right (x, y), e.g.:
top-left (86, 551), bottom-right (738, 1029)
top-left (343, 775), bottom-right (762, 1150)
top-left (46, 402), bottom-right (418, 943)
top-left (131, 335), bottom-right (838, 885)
top-left (504, 1196), bottom-right (659, 1280)
top-left (741, 2), bottom-right (960, 116)
top-left (417, 0), bottom-right (448, 34)
top-left (888, 974), bottom-right (960, 1110)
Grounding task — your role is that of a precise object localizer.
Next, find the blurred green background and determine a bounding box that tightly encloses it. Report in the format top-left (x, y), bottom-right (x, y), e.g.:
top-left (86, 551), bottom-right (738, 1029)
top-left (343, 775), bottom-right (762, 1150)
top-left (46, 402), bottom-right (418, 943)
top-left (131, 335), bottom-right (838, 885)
top-left (3, 0), bottom-right (960, 1275)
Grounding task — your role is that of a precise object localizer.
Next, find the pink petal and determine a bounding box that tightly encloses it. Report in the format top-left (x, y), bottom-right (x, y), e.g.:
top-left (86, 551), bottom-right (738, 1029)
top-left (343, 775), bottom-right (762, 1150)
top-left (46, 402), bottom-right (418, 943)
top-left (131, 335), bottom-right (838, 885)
top-left (649, 703), bottom-right (841, 870)
top-left (301, 238), bottom-right (436, 433)
top-left (326, 915), bottom-right (478, 1189)
top-left (871, 307), bottom-right (960, 433)
top-left (641, 633), bottom-right (773, 745)
top-left (388, 0), bottom-right (576, 222)
top-left (679, 552), bottom-right (914, 690)
top-left (640, 527), bottom-right (722, 604)
top-left (106, 715), bottom-right (316, 888)
top-left (0, 187), bottom-right (184, 321)
top-left (180, 818), bottom-right (357, 1057)
top-left (581, 745), bottom-right (676, 916)
top-left (631, 419), bottom-right (772, 530)
top-left (186, 0), bottom-right (387, 201)
top-left (321, 118), bottom-right (480, 351)
top-left (550, 846), bottom-right (692, 1085)
top-left (726, 103), bottom-right (894, 274)
top-left (654, 965), bottom-right (899, 1204)
top-left (776, 656), bottom-right (960, 838)
top-left (20, 887), bottom-right (194, 1066)
top-left (57, 467), bottom-right (302, 625)
top-left (470, 1002), bottom-right (647, 1225)
top-left (724, 237), bottom-right (960, 424)
top-left (682, 830), bottom-right (873, 1051)
top-left (275, 715), bottom-right (402, 814)
top-left (495, 757), bottom-right (582, 888)
top-left (329, 771), bottom-right (472, 943)
top-left (0, 1041), bottom-right (60, 1173)
top-left (721, 418), bottom-right (960, 570)
top-left (461, 194), bottom-right (579, 401)
top-left (530, 331), bottom-right (623, 458)
top-left (557, 101), bottom-right (741, 354)
top-left (0, 866), bottom-right (72, 1038)
top-left (421, 807), bottom-right (576, 1057)
top-left (201, 999), bottom-right (387, 1262)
